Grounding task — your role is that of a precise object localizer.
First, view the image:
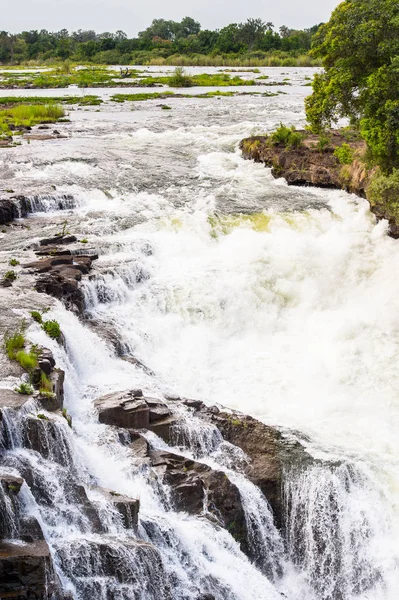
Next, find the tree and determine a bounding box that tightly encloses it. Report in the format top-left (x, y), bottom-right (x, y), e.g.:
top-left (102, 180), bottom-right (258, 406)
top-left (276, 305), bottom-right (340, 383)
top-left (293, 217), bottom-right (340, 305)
top-left (239, 18), bottom-right (268, 50)
top-left (305, 0), bottom-right (399, 171)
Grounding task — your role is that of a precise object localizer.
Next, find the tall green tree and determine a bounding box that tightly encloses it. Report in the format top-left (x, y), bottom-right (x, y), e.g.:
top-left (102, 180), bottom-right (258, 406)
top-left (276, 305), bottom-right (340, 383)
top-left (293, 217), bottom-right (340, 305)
top-left (306, 0), bottom-right (399, 172)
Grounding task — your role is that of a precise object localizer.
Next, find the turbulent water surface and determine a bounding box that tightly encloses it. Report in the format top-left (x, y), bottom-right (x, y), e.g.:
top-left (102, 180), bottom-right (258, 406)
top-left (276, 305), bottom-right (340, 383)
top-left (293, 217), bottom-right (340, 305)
top-left (1, 67), bottom-right (399, 600)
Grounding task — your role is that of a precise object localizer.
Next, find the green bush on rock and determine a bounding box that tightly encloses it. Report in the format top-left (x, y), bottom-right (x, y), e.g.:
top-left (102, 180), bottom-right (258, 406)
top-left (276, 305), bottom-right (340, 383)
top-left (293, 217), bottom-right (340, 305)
top-left (42, 319), bottom-right (62, 340)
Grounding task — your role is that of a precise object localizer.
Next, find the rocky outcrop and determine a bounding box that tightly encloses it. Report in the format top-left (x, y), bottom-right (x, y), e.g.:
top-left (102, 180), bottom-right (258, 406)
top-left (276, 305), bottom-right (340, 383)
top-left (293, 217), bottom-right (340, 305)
top-left (0, 194), bottom-right (75, 224)
top-left (240, 131), bottom-right (399, 236)
top-left (150, 449), bottom-right (249, 551)
top-left (240, 131), bottom-right (369, 194)
top-left (98, 487), bottom-right (140, 529)
top-left (196, 406), bottom-right (284, 524)
top-left (25, 238), bottom-right (98, 313)
top-left (95, 390), bottom-right (178, 441)
top-left (0, 540), bottom-right (65, 600)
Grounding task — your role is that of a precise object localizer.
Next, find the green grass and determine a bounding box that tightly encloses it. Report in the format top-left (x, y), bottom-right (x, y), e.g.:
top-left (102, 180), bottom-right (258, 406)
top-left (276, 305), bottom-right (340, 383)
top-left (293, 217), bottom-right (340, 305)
top-left (15, 382), bottom-right (34, 395)
top-left (3, 270), bottom-right (17, 281)
top-left (30, 310), bottom-right (43, 324)
top-left (15, 350), bottom-right (38, 371)
top-left (42, 319), bottom-right (61, 339)
top-left (4, 326), bottom-right (26, 359)
top-left (0, 104), bottom-right (65, 140)
top-left (139, 72), bottom-right (257, 88)
top-left (9, 258), bottom-right (20, 266)
top-left (0, 96), bottom-right (102, 107)
top-left (110, 92), bottom-right (176, 102)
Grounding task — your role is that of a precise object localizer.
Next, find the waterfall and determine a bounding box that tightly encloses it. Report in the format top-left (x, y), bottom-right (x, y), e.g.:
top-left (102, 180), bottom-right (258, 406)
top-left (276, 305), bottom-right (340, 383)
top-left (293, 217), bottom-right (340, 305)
top-left (283, 460), bottom-right (395, 600)
top-left (2, 65), bottom-right (399, 600)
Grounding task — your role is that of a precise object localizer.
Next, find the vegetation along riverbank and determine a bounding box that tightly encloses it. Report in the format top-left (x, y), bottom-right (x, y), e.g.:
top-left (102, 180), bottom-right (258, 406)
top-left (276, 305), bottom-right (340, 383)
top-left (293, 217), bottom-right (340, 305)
top-left (241, 0), bottom-right (399, 238)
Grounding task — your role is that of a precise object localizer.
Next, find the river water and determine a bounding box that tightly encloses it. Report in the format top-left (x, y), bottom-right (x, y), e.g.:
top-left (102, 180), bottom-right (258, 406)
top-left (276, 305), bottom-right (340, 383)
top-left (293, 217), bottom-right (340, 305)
top-left (1, 67), bottom-right (399, 599)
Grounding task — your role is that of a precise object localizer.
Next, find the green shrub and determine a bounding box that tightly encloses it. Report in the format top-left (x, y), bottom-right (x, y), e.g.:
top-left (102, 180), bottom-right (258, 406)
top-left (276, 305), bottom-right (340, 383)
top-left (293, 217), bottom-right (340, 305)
top-left (270, 124), bottom-right (304, 148)
top-left (15, 350), bottom-right (38, 371)
top-left (4, 270), bottom-right (17, 281)
top-left (15, 382), bottom-right (34, 395)
top-left (167, 67), bottom-right (193, 88)
top-left (80, 238), bottom-right (88, 244)
top-left (367, 169), bottom-right (399, 222)
top-left (9, 258), bottom-right (20, 266)
top-left (287, 131), bottom-right (304, 148)
top-left (4, 325), bottom-right (26, 359)
top-left (42, 319), bottom-right (61, 339)
top-left (161, 105), bottom-right (172, 110)
top-left (316, 134), bottom-right (331, 152)
top-left (30, 311), bottom-right (43, 324)
top-left (334, 143), bottom-right (355, 165)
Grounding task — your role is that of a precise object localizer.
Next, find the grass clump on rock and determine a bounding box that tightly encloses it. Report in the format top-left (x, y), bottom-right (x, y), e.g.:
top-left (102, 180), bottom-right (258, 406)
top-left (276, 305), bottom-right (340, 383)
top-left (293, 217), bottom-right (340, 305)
top-left (4, 325), bottom-right (26, 359)
top-left (9, 258), bottom-right (20, 266)
top-left (42, 319), bottom-right (61, 340)
top-left (15, 382), bottom-right (34, 395)
top-left (30, 310), bottom-right (43, 324)
top-left (15, 350), bottom-right (38, 372)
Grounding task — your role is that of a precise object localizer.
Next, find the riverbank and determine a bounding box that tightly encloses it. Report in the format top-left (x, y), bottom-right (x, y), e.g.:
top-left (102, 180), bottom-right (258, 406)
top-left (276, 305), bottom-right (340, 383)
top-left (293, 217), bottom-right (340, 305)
top-left (240, 130), bottom-right (399, 237)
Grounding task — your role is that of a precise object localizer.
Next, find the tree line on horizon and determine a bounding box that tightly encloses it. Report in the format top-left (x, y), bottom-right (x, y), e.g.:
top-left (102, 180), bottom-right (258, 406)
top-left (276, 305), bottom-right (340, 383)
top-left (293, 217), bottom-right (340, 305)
top-left (0, 17), bottom-right (322, 64)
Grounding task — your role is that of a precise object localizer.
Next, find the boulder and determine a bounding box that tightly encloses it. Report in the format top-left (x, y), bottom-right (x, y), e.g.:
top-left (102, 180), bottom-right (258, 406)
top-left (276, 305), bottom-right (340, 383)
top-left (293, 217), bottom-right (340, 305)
top-left (150, 449), bottom-right (249, 553)
top-left (98, 488), bottom-right (140, 529)
top-left (197, 406), bottom-right (286, 527)
top-left (0, 540), bottom-right (64, 599)
top-left (95, 390), bottom-right (173, 435)
top-left (33, 255), bottom-right (97, 313)
top-left (95, 391), bottom-right (150, 429)
top-left (39, 235), bottom-right (77, 247)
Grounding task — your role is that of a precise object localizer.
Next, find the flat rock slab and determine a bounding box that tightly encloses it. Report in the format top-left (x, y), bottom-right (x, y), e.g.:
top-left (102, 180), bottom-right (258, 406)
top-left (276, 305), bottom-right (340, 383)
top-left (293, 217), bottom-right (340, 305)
top-left (0, 388), bottom-right (30, 410)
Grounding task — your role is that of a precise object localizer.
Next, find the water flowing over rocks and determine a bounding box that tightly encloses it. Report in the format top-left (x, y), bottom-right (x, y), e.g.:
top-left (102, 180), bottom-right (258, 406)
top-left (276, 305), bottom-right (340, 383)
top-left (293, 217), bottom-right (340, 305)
top-left (23, 236), bottom-right (99, 313)
top-left (0, 71), bottom-right (396, 600)
top-left (0, 193), bottom-right (77, 224)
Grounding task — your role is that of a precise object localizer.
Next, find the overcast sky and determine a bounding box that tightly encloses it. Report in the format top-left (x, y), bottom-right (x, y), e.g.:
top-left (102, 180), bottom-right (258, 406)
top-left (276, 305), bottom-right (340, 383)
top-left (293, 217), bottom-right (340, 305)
top-left (4, 0), bottom-right (341, 35)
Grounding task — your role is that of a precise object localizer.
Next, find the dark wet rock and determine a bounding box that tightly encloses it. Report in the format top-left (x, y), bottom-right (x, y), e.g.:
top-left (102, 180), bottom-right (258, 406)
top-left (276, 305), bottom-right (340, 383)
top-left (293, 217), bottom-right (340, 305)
top-left (150, 449), bottom-right (249, 552)
top-left (0, 475), bottom-right (23, 539)
top-left (129, 434), bottom-right (150, 458)
top-left (198, 595), bottom-right (216, 600)
top-left (35, 247), bottom-right (72, 256)
top-left (148, 416), bottom-right (178, 443)
top-left (20, 516), bottom-right (45, 543)
top-left (0, 540), bottom-right (64, 599)
top-left (1, 278), bottom-right (13, 288)
top-left (32, 254), bottom-right (97, 313)
top-left (1, 474), bottom-right (24, 495)
top-left (37, 347), bottom-right (56, 369)
top-left (40, 235), bottom-right (77, 247)
top-left (197, 406), bottom-right (285, 527)
top-left (96, 391), bottom-right (150, 429)
top-left (182, 398), bottom-right (205, 411)
top-left (98, 487), bottom-right (140, 529)
top-left (24, 256), bottom-right (73, 272)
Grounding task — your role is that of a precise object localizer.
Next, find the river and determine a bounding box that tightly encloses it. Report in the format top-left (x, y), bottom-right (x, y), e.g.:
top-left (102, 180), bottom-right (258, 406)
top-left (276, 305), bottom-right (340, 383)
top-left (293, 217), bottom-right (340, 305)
top-left (1, 66), bottom-right (398, 600)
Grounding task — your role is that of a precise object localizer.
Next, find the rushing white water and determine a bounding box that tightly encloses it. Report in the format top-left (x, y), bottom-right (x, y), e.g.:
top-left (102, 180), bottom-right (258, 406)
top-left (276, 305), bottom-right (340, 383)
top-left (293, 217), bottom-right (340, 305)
top-left (1, 67), bottom-right (399, 599)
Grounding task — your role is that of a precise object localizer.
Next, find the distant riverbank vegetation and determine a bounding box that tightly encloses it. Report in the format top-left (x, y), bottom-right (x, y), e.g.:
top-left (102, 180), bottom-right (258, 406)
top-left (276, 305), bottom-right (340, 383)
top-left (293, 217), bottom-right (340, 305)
top-left (0, 18), bottom-right (322, 66)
